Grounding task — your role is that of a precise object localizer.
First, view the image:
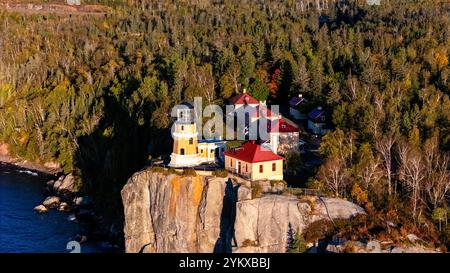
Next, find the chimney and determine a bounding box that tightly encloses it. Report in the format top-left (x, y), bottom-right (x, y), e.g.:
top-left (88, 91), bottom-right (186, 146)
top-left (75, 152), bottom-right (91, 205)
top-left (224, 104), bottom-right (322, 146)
top-left (243, 88), bottom-right (247, 94)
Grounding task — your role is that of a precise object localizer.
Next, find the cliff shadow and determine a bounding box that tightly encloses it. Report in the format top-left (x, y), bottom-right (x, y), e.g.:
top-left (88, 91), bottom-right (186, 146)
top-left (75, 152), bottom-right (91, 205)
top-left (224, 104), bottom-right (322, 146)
top-left (213, 178), bottom-right (238, 253)
top-left (73, 92), bottom-right (172, 245)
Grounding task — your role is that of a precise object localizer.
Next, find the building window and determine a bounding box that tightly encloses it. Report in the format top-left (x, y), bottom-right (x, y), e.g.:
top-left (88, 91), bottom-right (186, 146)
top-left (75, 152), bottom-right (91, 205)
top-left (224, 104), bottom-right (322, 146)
top-left (230, 160), bottom-right (233, 167)
top-left (180, 148), bottom-right (185, 155)
top-left (189, 138), bottom-right (193, 145)
top-left (246, 164), bottom-right (248, 172)
top-left (272, 163), bottom-right (276, 171)
top-left (201, 149), bottom-right (203, 153)
top-left (196, 147), bottom-right (198, 153)
top-left (181, 125), bottom-right (184, 131)
top-left (259, 165), bottom-right (263, 173)
top-left (210, 149), bottom-right (214, 155)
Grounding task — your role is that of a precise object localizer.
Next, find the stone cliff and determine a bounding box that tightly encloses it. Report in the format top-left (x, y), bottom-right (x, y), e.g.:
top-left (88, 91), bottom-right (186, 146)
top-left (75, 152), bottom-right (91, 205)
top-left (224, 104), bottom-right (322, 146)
top-left (121, 169), bottom-right (365, 253)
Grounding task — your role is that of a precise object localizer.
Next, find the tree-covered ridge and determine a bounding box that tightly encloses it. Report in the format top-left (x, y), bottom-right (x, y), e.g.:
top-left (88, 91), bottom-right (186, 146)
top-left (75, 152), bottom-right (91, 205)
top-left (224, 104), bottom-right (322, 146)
top-left (0, 0), bottom-right (449, 246)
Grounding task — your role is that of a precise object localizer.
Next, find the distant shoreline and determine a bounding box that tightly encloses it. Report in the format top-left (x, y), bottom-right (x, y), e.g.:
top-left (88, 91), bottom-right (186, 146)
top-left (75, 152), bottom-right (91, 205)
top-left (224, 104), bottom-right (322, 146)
top-left (0, 155), bottom-right (61, 178)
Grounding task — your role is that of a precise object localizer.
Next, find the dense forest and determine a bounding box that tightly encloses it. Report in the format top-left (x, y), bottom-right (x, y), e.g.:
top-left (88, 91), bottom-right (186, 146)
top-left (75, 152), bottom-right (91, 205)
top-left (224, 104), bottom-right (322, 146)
top-left (0, 0), bottom-right (449, 248)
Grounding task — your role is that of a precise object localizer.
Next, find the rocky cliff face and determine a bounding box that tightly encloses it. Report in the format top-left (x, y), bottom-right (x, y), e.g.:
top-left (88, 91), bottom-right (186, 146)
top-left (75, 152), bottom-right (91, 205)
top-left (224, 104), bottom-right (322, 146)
top-left (121, 169), bottom-right (365, 253)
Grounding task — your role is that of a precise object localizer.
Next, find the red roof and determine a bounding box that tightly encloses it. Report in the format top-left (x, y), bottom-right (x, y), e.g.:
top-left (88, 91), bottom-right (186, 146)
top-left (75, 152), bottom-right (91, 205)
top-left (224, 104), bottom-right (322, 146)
top-left (229, 93), bottom-right (260, 105)
top-left (224, 142), bottom-right (284, 163)
top-left (256, 105), bottom-right (278, 118)
top-left (268, 118), bottom-right (299, 133)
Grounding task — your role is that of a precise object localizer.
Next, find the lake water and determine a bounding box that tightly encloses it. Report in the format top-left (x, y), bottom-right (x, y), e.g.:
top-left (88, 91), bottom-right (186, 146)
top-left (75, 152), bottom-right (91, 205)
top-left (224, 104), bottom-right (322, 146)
top-left (0, 170), bottom-right (119, 253)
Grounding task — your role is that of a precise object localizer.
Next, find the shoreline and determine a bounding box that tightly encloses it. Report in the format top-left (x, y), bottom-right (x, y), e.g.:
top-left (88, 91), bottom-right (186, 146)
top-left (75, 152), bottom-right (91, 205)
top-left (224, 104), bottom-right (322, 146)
top-left (0, 154), bottom-right (124, 252)
top-left (0, 154), bottom-right (62, 178)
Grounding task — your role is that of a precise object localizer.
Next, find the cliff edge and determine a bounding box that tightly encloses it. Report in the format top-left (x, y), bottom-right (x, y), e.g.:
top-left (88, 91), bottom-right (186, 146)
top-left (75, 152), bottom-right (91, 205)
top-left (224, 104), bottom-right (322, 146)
top-left (121, 169), bottom-right (365, 253)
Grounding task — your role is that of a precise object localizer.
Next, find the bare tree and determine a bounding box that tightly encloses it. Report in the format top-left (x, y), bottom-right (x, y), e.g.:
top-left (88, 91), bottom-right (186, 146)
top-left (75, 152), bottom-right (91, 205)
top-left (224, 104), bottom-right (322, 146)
top-left (397, 140), bottom-right (425, 219)
top-left (357, 155), bottom-right (383, 190)
top-left (375, 133), bottom-right (396, 196)
top-left (318, 156), bottom-right (348, 197)
top-left (423, 136), bottom-right (450, 210)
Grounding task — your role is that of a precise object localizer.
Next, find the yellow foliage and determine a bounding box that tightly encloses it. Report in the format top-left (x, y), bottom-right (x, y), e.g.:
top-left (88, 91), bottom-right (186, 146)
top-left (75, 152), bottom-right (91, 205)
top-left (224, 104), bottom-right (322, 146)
top-left (435, 51), bottom-right (449, 69)
top-left (351, 184), bottom-right (368, 206)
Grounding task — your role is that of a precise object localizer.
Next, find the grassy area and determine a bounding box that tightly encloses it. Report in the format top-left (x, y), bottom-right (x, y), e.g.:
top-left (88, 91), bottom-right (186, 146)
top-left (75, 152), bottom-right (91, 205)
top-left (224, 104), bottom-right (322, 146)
top-left (226, 140), bottom-right (245, 150)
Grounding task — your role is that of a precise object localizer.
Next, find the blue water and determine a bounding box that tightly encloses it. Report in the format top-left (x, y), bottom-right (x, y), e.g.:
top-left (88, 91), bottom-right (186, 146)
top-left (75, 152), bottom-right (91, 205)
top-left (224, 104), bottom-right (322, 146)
top-left (0, 171), bottom-right (119, 253)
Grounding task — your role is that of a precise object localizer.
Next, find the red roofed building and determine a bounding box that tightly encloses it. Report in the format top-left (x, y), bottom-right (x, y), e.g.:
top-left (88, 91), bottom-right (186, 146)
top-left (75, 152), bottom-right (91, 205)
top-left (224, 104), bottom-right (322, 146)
top-left (224, 142), bottom-right (284, 181)
top-left (229, 89), bottom-right (260, 107)
top-left (265, 117), bottom-right (300, 155)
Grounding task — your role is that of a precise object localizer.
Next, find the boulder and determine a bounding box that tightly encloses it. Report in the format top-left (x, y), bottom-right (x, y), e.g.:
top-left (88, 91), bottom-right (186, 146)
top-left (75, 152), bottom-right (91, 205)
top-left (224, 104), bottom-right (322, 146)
top-left (43, 196), bottom-right (60, 207)
top-left (390, 246), bottom-right (440, 253)
top-left (234, 196), bottom-right (365, 253)
top-left (34, 204), bottom-right (48, 213)
top-left (406, 234), bottom-right (420, 243)
top-left (58, 202), bottom-right (69, 211)
top-left (73, 196), bottom-right (90, 206)
top-left (57, 173), bottom-right (76, 192)
top-left (311, 197), bottom-right (366, 222)
top-left (251, 180), bottom-right (285, 194)
top-left (53, 180), bottom-right (62, 190)
top-left (234, 195), bottom-right (313, 253)
top-left (237, 185), bottom-right (252, 201)
top-left (73, 197), bottom-right (83, 206)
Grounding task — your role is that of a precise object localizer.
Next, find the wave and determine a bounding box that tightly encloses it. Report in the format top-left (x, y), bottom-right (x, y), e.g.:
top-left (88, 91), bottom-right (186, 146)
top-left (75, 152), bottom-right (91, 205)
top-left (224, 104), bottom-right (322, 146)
top-left (17, 170), bottom-right (39, 176)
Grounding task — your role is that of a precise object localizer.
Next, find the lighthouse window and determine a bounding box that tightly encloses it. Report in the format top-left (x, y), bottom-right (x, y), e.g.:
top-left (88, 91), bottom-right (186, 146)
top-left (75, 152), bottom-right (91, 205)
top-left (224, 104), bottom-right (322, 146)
top-left (189, 138), bottom-right (193, 144)
top-left (180, 149), bottom-right (185, 155)
top-left (259, 165), bottom-right (263, 173)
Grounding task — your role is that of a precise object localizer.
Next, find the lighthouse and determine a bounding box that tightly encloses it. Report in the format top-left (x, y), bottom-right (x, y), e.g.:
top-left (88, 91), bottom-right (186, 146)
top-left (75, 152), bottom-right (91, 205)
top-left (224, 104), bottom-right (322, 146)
top-left (169, 102), bottom-right (203, 167)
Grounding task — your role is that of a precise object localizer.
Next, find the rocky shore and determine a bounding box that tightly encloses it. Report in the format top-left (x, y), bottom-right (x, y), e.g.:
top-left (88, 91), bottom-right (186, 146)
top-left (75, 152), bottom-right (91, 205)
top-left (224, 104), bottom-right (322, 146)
top-left (0, 152), bottom-right (119, 249)
top-left (31, 172), bottom-right (119, 246)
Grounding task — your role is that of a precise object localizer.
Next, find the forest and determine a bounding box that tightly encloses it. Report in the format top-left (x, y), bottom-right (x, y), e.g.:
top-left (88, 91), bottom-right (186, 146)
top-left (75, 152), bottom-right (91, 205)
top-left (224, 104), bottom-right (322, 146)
top-left (0, 0), bottom-right (449, 249)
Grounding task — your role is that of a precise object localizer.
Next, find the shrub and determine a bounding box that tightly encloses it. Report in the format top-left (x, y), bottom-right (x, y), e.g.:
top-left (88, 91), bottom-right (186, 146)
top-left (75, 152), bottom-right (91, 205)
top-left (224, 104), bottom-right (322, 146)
top-left (150, 166), bottom-right (167, 174)
top-left (183, 168), bottom-right (197, 176)
top-left (303, 219), bottom-right (334, 243)
top-left (342, 241), bottom-right (359, 253)
top-left (270, 180), bottom-right (286, 187)
top-left (287, 232), bottom-right (308, 253)
top-left (251, 183), bottom-right (263, 199)
top-left (213, 169), bottom-right (228, 178)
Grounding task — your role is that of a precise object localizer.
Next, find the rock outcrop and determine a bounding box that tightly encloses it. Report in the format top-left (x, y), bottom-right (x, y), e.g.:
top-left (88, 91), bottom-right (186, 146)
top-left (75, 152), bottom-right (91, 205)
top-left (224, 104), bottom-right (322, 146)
top-left (121, 170), bottom-right (228, 253)
top-left (121, 169), bottom-right (365, 253)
